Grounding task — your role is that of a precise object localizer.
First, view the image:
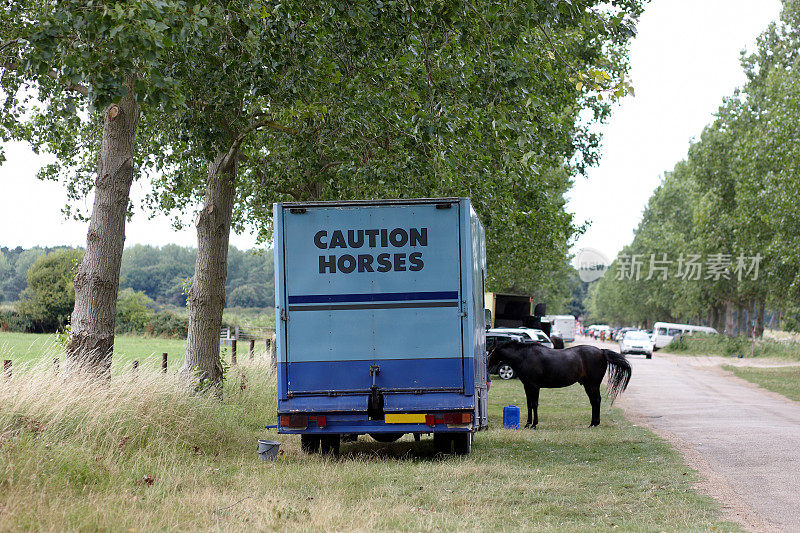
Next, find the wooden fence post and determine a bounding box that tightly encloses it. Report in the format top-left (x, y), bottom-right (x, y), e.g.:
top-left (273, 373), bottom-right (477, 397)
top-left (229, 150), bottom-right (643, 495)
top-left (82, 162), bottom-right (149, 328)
top-left (269, 333), bottom-right (277, 369)
top-left (249, 339), bottom-right (255, 360)
top-left (231, 339), bottom-right (237, 365)
top-left (3, 360), bottom-right (11, 379)
top-left (162, 353), bottom-right (168, 373)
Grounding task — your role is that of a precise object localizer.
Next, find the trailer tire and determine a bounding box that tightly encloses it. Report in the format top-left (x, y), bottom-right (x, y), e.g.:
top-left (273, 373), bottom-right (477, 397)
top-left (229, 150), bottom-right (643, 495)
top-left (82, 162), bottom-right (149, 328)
top-left (433, 433), bottom-right (452, 454)
top-left (300, 435), bottom-right (321, 454)
top-left (453, 433), bottom-right (472, 455)
top-left (320, 435), bottom-right (340, 455)
top-left (369, 433), bottom-right (404, 443)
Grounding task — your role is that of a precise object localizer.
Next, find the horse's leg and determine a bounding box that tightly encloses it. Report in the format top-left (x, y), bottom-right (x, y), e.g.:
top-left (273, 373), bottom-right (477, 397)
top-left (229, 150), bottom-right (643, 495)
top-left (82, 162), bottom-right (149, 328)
top-left (583, 384), bottom-right (601, 427)
top-left (523, 383), bottom-right (540, 429)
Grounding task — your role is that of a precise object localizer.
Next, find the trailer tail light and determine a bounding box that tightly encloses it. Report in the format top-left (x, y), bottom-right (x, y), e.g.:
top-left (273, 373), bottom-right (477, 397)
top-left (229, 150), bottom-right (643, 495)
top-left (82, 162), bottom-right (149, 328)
top-left (444, 412), bottom-right (472, 425)
top-left (280, 414), bottom-right (308, 429)
top-left (309, 415), bottom-right (326, 428)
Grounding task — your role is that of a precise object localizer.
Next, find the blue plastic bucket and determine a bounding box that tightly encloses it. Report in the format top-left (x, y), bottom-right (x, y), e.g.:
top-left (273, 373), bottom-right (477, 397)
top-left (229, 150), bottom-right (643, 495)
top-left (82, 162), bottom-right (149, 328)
top-left (503, 405), bottom-right (520, 429)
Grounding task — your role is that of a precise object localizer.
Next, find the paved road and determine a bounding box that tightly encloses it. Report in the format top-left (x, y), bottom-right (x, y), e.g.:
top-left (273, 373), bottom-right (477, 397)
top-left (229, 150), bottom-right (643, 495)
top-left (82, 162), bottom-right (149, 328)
top-left (582, 336), bottom-right (800, 532)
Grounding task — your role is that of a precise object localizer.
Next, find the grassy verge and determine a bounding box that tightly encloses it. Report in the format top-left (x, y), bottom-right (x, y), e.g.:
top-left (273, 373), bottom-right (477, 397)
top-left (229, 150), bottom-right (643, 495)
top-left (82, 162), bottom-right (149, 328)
top-left (668, 333), bottom-right (800, 360)
top-left (0, 355), bottom-right (735, 531)
top-left (723, 365), bottom-right (800, 401)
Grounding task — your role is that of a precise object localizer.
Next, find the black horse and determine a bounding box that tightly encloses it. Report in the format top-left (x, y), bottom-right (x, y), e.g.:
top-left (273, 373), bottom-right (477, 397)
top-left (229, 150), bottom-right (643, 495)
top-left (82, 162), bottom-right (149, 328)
top-left (489, 341), bottom-right (631, 428)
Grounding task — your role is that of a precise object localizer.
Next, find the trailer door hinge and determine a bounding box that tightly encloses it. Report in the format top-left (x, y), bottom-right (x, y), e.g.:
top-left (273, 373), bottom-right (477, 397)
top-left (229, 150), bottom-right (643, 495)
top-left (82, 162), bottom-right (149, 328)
top-left (458, 311), bottom-right (467, 318)
top-left (280, 308), bottom-right (289, 321)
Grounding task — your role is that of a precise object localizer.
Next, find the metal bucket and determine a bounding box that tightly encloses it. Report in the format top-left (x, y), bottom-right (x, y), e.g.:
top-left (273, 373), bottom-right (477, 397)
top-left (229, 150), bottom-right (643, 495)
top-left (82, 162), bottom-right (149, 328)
top-left (257, 439), bottom-right (280, 461)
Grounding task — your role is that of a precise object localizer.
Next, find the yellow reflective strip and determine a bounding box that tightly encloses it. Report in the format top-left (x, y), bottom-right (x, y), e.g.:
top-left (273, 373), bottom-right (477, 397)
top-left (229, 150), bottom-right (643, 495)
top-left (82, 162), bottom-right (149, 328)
top-left (384, 413), bottom-right (427, 424)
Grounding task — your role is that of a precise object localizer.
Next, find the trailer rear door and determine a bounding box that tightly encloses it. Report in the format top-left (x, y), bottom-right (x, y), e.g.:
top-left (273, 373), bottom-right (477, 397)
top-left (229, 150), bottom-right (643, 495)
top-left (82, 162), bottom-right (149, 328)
top-left (280, 201), bottom-right (464, 396)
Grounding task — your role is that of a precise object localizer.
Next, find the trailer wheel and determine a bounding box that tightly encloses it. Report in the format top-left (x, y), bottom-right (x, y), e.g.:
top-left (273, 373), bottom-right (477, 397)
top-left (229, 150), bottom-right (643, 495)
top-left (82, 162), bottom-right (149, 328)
top-left (369, 433), bottom-right (404, 443)
top-left (320, 435), bottom-right (340, 455)
top-left (453, 433), bottom-right (472, 455)
top-left (300, 435), bottom-right (321, 453)
top-left (433, 433), bottom-right (452, 454)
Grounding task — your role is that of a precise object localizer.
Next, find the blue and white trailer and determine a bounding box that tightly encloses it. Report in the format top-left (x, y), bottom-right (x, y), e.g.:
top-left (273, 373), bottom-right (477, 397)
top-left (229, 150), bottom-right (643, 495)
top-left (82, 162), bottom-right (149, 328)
top-left (273, 198), bottom-right (488, 454)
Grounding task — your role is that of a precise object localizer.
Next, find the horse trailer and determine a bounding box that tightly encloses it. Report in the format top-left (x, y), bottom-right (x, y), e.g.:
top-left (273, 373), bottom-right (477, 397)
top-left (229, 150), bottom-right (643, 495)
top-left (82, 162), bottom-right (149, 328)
top-left (273, 198), bottom-right (489, 454)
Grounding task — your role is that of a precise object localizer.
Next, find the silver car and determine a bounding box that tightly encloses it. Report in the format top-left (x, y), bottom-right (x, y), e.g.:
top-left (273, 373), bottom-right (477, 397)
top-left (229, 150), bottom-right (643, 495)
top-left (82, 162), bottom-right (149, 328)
top-left (488, 327), bottom-right (554, 349)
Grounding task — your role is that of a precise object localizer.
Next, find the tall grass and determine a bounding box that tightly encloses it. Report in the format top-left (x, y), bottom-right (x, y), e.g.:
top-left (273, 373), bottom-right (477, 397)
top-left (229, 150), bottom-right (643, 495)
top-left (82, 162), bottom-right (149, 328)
top-left (0, 349), bottom-right (276, 531)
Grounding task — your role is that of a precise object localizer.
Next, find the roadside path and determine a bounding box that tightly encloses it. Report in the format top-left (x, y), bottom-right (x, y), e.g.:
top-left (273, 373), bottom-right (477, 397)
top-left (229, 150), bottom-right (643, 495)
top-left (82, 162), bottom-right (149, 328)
top-left (581, 336), bottom-right (800, 532)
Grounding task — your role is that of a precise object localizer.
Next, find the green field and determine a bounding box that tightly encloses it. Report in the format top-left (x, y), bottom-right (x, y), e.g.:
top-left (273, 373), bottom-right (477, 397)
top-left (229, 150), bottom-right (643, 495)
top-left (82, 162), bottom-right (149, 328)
top-left (723, 364), bottom-right (800, 402)
top-left (0, 331), bottom-right (189, 371)
top-left (0, 335), bottom-right (735, 531)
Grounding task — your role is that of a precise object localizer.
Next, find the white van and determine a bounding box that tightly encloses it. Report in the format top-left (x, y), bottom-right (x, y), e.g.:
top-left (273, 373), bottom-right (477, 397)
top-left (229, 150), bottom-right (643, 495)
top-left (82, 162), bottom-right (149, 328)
top-left (652, 322), bottom-right (718, 349)
top-left (545, 315), bottom-right (577, 342)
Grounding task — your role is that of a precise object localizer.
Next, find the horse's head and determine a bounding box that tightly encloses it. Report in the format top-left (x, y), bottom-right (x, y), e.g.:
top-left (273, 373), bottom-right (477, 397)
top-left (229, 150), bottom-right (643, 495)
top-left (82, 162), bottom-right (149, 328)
top-left (487, 340), bottom-right (517, 368)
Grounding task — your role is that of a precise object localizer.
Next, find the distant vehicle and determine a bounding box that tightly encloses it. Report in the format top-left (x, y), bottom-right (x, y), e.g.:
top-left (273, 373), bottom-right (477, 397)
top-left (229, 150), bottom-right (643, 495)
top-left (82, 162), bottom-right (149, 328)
top-left (651, 322), bottom-right (718, 349)
top-left (490, 327), bottom-right (554, 349)
top-left (613, 327), bottom-right (636, 342)
top-left (619, 330), bottom-right (655, 359)
top-left (485, 331), bottom-right (527, 379)
top-left (545, 315), bottom-right (577, 342)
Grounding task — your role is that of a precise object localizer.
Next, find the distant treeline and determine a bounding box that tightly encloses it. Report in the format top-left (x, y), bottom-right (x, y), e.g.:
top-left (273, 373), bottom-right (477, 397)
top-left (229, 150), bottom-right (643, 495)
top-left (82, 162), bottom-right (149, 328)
top-left (0, 244), bottom-right (275, 308)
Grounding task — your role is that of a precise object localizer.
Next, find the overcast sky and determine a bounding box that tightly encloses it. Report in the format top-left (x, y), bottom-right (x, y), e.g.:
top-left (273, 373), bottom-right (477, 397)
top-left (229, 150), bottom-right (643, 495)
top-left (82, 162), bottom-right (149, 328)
top-left (567, 0), bottom-right (782, 262)
top-left (0, 0), bottom-right (784, 255)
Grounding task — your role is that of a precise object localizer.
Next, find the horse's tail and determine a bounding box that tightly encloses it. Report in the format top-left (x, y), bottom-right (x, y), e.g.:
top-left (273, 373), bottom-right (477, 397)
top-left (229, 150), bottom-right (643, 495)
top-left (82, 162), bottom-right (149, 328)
top-left (601, 349), bottom-right (631, 403)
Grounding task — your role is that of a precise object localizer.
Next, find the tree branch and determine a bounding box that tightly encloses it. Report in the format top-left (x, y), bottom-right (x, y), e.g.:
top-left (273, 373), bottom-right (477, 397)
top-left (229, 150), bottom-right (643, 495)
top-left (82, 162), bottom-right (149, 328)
top-left (536, 23), bottom-right (580, 78)
top-left (221, 118), bottom-right (299, 172)
top-left (0, 39), bottom-right (20, 53)
top-left (319, 160), bottom-right (342, 174)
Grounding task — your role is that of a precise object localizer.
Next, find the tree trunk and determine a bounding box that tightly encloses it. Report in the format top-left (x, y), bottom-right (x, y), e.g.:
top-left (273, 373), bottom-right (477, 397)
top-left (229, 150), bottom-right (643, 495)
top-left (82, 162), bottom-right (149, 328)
top-left (711, 304), bottom-right (723, 332)
top-left (181, 152), bottom-right (236, 390)
top-left (65, 91), bottom-right (139, 375)
top-left (724, 301), bottom-right (737, 337)
top-left (755, 298), bottom-right (766, 338)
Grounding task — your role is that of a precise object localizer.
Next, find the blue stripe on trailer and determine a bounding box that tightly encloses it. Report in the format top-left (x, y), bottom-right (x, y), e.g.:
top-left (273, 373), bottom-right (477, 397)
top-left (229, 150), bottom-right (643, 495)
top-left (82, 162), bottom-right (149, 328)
top-left (287, 290), bottom-right (459, 304)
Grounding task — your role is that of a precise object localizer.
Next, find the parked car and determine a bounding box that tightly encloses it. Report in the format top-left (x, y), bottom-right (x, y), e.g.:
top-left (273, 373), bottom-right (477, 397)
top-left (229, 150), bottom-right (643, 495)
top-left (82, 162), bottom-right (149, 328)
top-left (619, 330), bottom-right (655, 359)
top-left (489, 327), bottom-right (554, 348)
top-left (486, 331), bottom-right (527, 379)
